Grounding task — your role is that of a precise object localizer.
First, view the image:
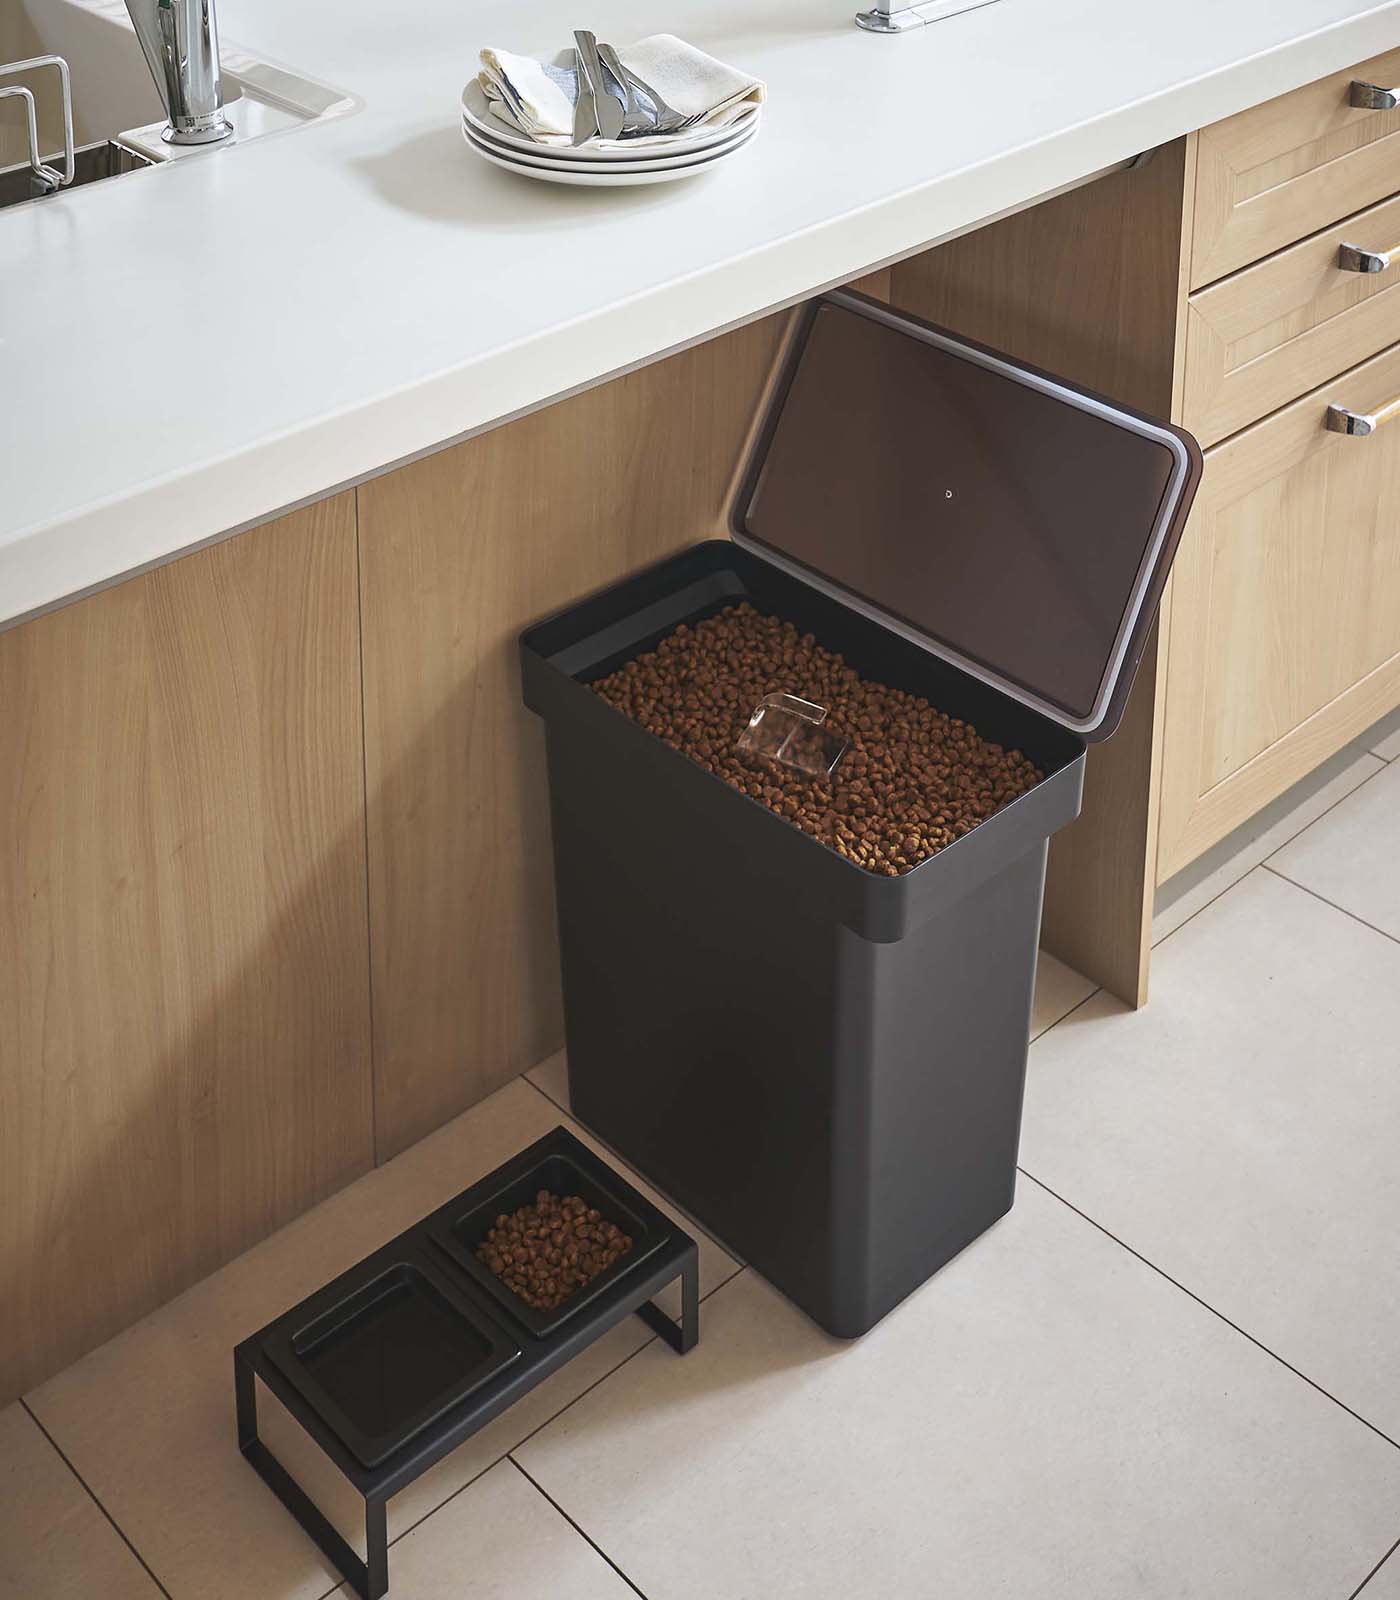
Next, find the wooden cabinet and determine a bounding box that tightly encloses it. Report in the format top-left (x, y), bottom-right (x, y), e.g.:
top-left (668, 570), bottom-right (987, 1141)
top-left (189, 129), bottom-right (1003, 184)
top-left (1158, 341), bottom-right (1400, 879)
top-left (1160, 46), bottom-right (1400, 886)
top-left (1192, 47), bottom-right (1400, 287)
top-left (0, 496), bottom-right (374, 1402)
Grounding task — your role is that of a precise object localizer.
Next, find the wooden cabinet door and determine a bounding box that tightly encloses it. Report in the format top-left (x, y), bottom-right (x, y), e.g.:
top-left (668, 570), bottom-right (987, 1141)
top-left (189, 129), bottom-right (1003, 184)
top-left (1158, 341), bottom-right (1400, 881)
top-left (0, 496), bottom-right (374, 1401)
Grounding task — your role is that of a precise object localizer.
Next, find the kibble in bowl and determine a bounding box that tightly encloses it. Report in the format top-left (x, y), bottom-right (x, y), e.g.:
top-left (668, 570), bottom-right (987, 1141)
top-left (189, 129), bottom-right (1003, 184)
top-left (590, 602), bottom-right (1043, 876)
top-left (477, 1190), bottom-right (633, 1312)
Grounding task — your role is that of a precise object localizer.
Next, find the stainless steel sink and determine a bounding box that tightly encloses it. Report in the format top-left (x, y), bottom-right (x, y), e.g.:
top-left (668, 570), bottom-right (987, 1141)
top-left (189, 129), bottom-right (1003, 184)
top-left (0, 0), bottom-right (355, 214)
top-left (0, 136), bottom-right (149, 208)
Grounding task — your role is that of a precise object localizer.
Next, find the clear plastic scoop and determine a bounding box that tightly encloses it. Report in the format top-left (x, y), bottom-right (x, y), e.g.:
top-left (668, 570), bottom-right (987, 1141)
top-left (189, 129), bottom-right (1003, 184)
top-left (736, 692), bottom-right (848, 778)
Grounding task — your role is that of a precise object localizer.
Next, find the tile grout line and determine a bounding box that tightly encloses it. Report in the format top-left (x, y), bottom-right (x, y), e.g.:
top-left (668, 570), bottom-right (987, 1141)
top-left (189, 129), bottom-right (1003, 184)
top-left (1152, 751), bottom-right (1391, 953)
top-left (1028, 984), bottom-right (1102, 1044)
top-left (1350, 1534), bottom-right (1400, 1599)
top-left (370, 1315), bottom-right (656, 1557)
top-left (1262, 863), bottom-right (1400, 951)
top-left (19, 1398), bottom-right (176, 1600)
top-left (507, 1454), bottom-right (654, 1600)
top-left (1016, 1171), bottom-right (1400, 1453)
top-left (523, 1070), bottom-right (575, 1123)
top-left (1257, 755), bottom-right (1391, 871)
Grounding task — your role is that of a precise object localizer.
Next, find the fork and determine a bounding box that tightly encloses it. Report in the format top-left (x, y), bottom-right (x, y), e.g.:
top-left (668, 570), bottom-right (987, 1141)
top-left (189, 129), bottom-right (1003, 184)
top-left (603, 49), bottom-right (704, 134)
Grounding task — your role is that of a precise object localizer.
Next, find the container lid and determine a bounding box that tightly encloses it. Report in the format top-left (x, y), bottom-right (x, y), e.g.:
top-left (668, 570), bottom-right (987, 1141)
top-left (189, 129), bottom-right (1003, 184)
top-left (730, 291), bottom-right (1203, 741)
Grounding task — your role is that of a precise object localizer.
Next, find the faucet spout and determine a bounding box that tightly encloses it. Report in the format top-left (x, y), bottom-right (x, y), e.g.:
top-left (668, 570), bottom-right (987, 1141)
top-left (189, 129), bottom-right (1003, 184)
top-left (125, 0), bottom-right (232, 144)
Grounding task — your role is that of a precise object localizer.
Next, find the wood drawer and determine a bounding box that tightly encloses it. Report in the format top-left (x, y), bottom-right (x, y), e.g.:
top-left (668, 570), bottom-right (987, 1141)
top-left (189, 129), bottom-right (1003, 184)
top-left (1192, 46), bottom-right (1400, 288)
top-left (1185, 189), bottom-right (1400, 446)
top-left (1158, 339), bottom-right (1400, 881)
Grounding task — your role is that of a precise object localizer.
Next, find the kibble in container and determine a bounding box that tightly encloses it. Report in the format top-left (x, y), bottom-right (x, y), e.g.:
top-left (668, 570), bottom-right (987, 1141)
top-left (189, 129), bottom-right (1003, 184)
top-left (521, 293), bottom-right (1200, 1338)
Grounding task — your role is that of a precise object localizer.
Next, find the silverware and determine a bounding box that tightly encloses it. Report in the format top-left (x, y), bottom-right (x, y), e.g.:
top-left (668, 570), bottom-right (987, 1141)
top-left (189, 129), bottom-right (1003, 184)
top-left (573, 30), bottom-right (623, 140)
top-left (492, 72), bottom-right (532, 127)
top-left (570, 45), bottom-right (596, 144)
top-left (597, 41), bottom-right (653, 135)
top-left (608, 57), bottom-right (698, 133)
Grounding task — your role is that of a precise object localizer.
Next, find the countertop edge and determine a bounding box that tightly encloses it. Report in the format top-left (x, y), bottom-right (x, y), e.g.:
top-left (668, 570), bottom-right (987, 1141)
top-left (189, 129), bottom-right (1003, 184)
top-left (7, 2), bottom-right (1400, 630)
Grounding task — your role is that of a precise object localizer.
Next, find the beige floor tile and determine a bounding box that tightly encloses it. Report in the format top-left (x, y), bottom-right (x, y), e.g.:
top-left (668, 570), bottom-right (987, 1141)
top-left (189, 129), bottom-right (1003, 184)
top-left (1269, 757), bottom-right (1400, 941)
top-left (29, 1078), bottom-right (733, 1600)
top-left (1029, 950), bottom-right (1095, 1039)
top-left (1025, 867), bottom-right (1400, 1439)
top-left (0, 1402), bottom-right (160, 1600)
top-left (334, 1459), bottom-right (635, 1600)
top-left (519, 1180), bottom-right (1400, 1600)
top-left (1153, 748), bottom-right (1384, 944)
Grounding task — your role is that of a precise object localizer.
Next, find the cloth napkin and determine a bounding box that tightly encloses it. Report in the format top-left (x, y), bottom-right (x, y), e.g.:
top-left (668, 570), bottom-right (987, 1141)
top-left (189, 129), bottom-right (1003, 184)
top-left (478, 34), bottom-right (764, 147)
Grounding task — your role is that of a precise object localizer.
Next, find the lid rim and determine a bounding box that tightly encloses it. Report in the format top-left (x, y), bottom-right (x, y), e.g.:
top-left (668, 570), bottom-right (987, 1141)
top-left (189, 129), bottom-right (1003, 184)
top-left (728, 290), bottom-right (1203, 743)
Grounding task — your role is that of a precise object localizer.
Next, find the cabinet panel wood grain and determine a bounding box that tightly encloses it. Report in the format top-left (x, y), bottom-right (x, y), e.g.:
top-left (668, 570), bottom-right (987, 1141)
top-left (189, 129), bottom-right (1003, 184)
top-left (1185, 189), bottom-right (1400, 446)
top-left (0, 494), bottom-right (374, 1403)
top-left (357, 316), bottom-right (790, 1158)
top-left (1159, 341), bottom-right (1400, 879)
top-left (1192, 47), bottom-right (1400, 287)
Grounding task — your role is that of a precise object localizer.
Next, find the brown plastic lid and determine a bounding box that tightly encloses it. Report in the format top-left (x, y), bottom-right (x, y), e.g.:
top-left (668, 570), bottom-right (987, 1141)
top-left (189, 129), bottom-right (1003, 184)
top-left (730, 292), bottom-right (1203, 741)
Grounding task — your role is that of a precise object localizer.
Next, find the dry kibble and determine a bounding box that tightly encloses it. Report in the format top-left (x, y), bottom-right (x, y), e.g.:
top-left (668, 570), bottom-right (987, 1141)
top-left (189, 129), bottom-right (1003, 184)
top-left (589, 603), bottom-right (1042, 875)
top-left (478, 1192), bottom-right (632, 1312)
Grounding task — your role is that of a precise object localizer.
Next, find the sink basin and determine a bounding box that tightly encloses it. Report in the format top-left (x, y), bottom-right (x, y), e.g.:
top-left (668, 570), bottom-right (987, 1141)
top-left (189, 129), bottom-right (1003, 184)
top-left (0, 0), bottom-right (355, 207)
top-left (0, 136), bottom-right (150, 208)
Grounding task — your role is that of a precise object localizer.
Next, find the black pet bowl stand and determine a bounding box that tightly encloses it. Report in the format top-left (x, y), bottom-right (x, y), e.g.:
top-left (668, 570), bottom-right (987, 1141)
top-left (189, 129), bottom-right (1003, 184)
top-left (234, 1127), bottom-right (699, 1600)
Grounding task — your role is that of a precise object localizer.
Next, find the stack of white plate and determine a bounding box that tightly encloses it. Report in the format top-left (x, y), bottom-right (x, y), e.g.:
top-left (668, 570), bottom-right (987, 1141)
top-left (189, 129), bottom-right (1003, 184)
top-left (461, 79), bottom-right (760, 187)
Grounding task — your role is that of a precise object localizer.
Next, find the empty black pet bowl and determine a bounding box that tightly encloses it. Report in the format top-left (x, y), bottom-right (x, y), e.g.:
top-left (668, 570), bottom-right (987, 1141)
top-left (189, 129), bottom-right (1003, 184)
top-left (264, 1256), bottom-right (520, 1469)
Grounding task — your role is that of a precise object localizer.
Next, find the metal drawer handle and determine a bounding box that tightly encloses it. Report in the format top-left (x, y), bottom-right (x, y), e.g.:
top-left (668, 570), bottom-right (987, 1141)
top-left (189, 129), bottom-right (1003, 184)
top-left (1326, 395), bottom-right (1400, 436)
top-left (1338, 239), bottom-right (1398, 273)
top-left (1350, 80), bottom-right (1400, 110)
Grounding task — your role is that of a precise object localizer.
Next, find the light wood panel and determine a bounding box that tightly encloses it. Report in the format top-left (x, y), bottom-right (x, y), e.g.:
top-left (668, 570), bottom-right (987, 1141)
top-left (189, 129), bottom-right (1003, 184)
top-left (847, 266), bottom-right (893, 302)
top-left (1185, 189), bottom-right (1400, 446)
top-left (358, 315), bottom-right (789, 1158)
top-left (889, 141), bottom-right (1194, 1005)
top-left (0, 495), bottom-right (374, 1403)
top-left (1192, 47), bottom-right (1400, 288)
top-left (1158, 340), bottom-right (1400, 879)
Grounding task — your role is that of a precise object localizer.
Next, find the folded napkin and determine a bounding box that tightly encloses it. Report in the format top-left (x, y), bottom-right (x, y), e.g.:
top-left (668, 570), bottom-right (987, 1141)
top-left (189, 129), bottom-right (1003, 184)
top-left (478, 33), bottom-right (764, 147)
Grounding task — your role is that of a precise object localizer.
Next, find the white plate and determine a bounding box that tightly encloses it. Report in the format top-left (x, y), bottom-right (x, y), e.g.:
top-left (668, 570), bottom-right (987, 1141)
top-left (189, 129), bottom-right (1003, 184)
top-left (462, 119), bottom-right (758, 185)
top-left (461, 106), bottom-right (758, 169)
top-left (462, 115), bottom-right (758, 175)
top-left (461, 75), bottom-right (758, 163)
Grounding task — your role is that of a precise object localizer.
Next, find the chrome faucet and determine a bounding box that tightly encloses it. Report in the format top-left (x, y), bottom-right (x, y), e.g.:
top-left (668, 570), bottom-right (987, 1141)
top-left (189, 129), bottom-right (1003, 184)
top-left (124, 0), bottom-right (232, 144)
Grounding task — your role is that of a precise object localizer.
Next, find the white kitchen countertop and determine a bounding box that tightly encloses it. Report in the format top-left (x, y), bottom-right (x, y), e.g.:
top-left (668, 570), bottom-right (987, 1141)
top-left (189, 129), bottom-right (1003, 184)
top-left (3, 0), bottom-right (1399, 627)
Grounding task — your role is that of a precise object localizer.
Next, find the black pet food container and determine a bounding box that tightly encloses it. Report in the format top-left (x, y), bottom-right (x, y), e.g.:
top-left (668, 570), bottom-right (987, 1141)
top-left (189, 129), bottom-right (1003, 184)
top-left (520, 291), bottom-right (1201, 1337)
